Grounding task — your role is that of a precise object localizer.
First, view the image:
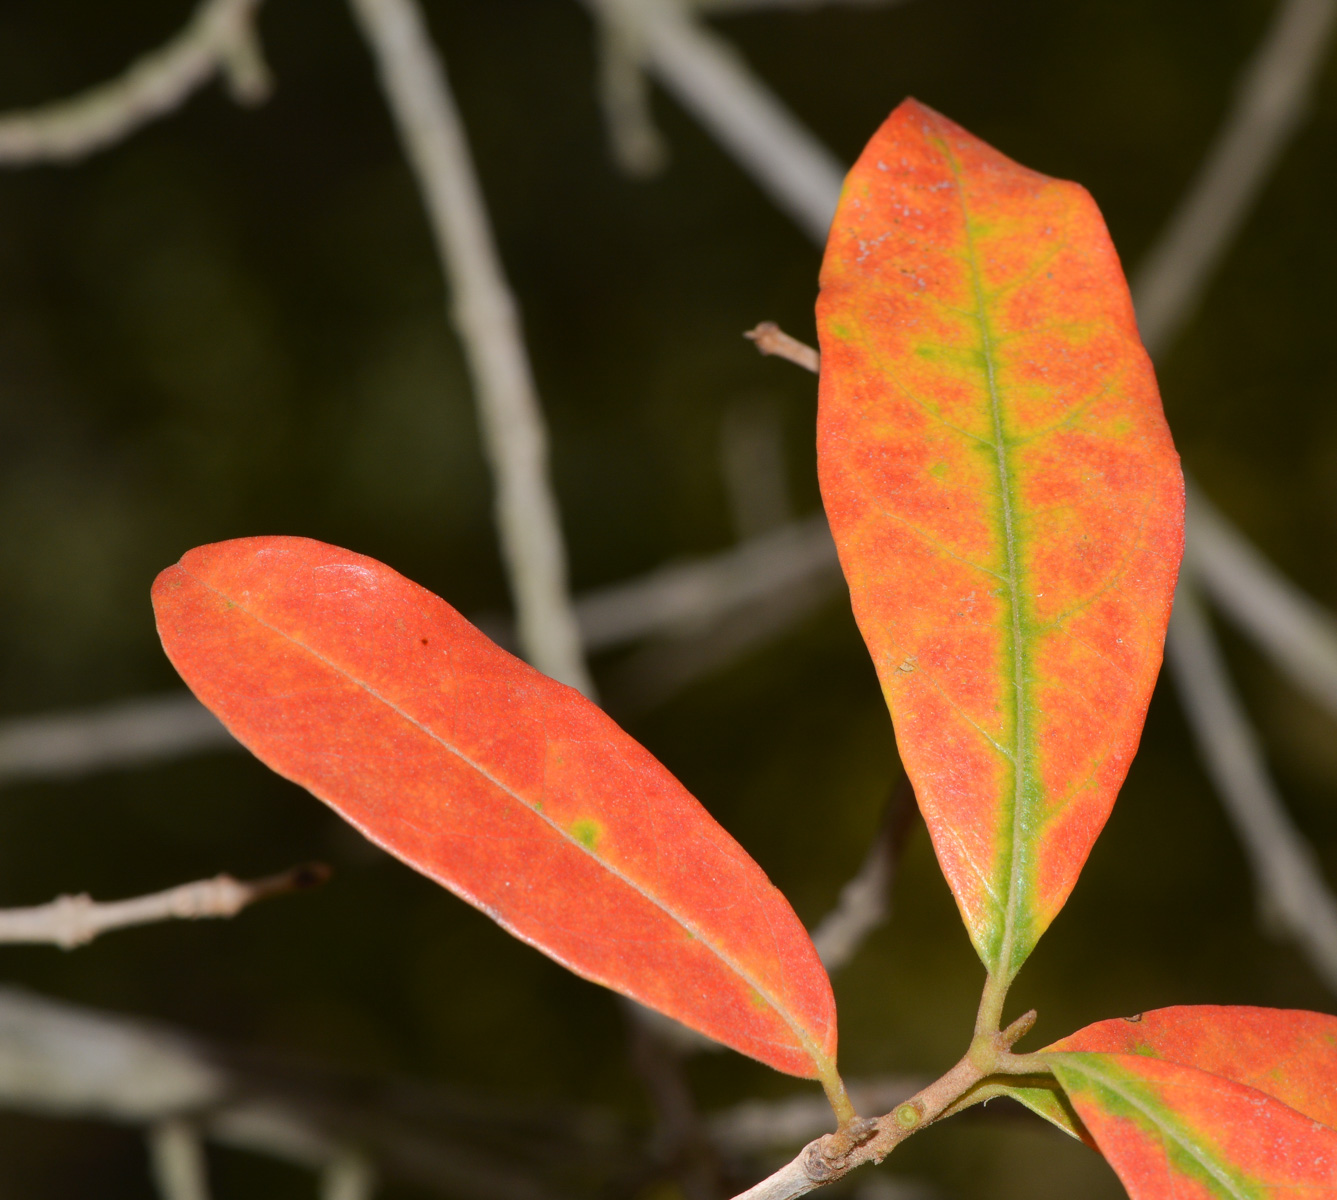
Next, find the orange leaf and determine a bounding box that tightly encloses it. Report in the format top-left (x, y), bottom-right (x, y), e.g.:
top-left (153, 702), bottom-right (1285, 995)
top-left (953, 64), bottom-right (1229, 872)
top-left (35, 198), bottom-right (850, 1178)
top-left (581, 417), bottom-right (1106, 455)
top-left (816, 99), bottom-right (1183, 980)
top-left (152, 537), bottom-right (840, 1085)
top-left (1049, 1004), bottom-right (1337, 1130)
top-left (1046, 1047), bottom-right (1337, 1198)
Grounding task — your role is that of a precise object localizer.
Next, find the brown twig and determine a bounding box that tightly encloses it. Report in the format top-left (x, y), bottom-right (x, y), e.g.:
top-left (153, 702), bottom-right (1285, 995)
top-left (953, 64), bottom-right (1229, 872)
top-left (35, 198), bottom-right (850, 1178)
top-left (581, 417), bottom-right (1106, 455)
top-left (0, 864), bottom-right (329, 950)
top-left (729, 1011), bottom-right (1040, 1200)
top-left (745, 323), bottom-right (820, 374)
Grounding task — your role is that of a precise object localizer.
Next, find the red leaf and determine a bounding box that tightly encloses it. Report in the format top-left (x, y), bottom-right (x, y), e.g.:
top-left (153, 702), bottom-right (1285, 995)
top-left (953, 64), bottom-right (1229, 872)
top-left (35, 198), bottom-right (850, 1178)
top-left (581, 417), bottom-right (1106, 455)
top-left (153, 537), bottom-right (839, 1084)
top-left (1049, 1004), bottom-right (1337, 1130)
top-left (816, 99), bottom-right (1183, 979)
top-left (1046, 1050), bottom-right (1337, 1199)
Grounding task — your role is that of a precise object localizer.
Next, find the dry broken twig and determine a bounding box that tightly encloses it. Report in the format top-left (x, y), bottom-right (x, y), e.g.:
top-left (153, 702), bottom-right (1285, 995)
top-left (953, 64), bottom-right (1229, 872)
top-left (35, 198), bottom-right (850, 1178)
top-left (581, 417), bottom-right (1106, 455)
top-left (0, 863), bottom-right (329, 950)
top-left (0, 0), bottom-right (270, 167)
top-left (745, 323), bottom-right (821, 374)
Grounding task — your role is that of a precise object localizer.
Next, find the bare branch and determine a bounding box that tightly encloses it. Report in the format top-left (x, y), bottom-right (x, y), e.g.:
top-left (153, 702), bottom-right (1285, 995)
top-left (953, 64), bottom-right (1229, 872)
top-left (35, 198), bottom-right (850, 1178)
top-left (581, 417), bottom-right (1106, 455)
top-left (1166, 578), bottom-right (1337, 992)
top-left (692, 0), bottom-right (911, 11)
top-left (581, 0), bottom-right (844, 243)
top-left (0, 864), bottom-right (328, 950)
top-left (0, 692), bottom-right (237, 787)
top-left (348, 0), bottom-right (595, 697)
top-left (321, 1152), bottom-right (378, 1200)
top-left (1187, 485), bottom-right (1337, 721)
top-left (810, 780), bottom-right (917, 972)
top-left (149, 1118), bottom-right (212, 1200)
top-left (580, 513), bottom-right (839, 649)
top-left (0, 0), bottom-right (271, 167)
top-left (602, 537), bottom-right (840, 712)
top-left (0, 986), bottom-right (573, 1197)
top-left (0, 988), bottom-right (225, 1121)
top-left (597, 14), bottom-right (670, 176)
top-left (745, 323), bottom-right (820, 374)
top-left (1130, 0), bottom-right (1337, 358)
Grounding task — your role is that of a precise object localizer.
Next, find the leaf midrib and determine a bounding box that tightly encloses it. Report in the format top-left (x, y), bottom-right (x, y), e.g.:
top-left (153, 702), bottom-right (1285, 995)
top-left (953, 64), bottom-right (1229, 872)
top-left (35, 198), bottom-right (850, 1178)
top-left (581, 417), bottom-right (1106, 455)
top-left (1052, 1056), bottom-right (1259, 1200)
top-left (186, 566), bottom-right (832, 1073)
top-left (937, 127), bottom-right (1030, 979)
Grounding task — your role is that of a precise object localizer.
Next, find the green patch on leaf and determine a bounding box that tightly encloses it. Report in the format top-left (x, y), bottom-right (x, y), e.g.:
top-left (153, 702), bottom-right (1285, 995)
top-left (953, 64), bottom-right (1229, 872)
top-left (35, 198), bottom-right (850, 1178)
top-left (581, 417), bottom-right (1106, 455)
top-left (570, 817), bottom-right (602, 849)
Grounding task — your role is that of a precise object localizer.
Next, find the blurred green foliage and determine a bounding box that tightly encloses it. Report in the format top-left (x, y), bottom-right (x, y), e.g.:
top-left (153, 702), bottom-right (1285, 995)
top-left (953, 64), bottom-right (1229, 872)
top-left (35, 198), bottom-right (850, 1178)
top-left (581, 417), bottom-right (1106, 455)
top-left (0, 0), bottom-right (1333, 1196)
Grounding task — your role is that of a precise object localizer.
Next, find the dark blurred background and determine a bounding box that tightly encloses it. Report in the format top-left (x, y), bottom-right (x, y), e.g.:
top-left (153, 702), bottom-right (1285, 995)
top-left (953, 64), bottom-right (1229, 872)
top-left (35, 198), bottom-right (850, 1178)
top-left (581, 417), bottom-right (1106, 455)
top-left (0, 0), bottom-right (1333, 1196)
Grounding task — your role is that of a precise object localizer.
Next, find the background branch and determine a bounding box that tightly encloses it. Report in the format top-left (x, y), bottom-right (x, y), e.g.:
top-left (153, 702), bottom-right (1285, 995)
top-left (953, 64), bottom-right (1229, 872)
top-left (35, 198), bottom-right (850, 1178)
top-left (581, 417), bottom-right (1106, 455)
top-left (1187, 484), bottom-right (1337, 721)
top-left (0, 0), bottom-right (270, 166)
top-left (809, 780), bottom-right (917, 972)
top-left (0, 693), bottom-right (236, 788)
top-left (348, 0), bottom-right (595, 697)
top-left (690, 0), bottom-right (911, 10)
top-left (596, 12), bottom-right (671, 176)
top-left (149, 1117), bottom-right (212, 1200)
top-left (1166, 580), bottom-right (1337, 991)
top-left (0, 864), bottom-right (328, 950)
top-left (1129, 0), bottom-right (1337, 358)
top-left (582, 0), bottom-right (844, 242)
top-left (0, 986), bottom-right (574, 1198)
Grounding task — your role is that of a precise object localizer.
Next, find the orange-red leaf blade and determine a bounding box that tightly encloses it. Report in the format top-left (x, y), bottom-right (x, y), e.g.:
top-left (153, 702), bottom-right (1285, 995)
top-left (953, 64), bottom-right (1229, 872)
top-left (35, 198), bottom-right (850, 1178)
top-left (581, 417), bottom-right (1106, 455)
top-left (816, 99), bottom-right (1183, 978)
top-left (1048, 1005), bottom-right (1337, 1129)
top-left (1047, 1051), bottom-right (1337, 1199)
top-left (152, 536), bottom-right (838, 1081)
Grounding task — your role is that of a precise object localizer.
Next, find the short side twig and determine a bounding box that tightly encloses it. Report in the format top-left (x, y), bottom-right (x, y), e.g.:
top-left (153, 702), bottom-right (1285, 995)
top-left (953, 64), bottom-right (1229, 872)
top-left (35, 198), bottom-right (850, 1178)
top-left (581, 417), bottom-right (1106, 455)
top-left (348, 0), bottom-right (595, 698)
top-left (0, 0), bottom-right (271, 167)
top-left (745, 323), bottom-right (820, 374)
top-left (0, 863), bottom-right (329, 950)
top-left (1166, 577), bottom-right (1337, 992)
